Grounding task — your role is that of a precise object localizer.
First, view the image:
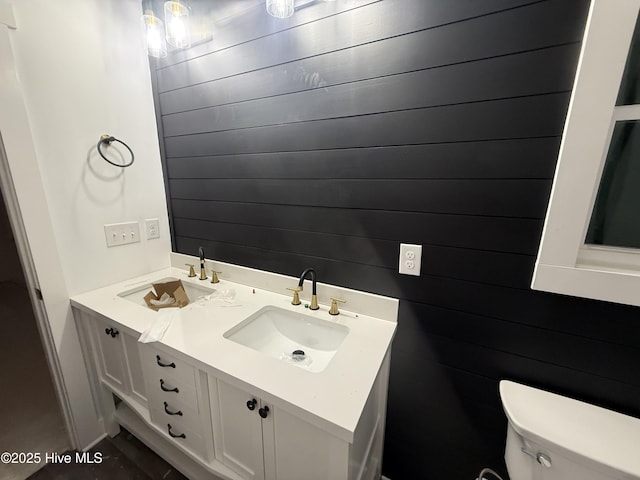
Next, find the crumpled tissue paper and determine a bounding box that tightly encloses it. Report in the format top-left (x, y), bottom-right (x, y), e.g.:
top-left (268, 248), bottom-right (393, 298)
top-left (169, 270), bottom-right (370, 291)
top-left (149, 292), bottom-right (176, 307)
top-left (138, 307), bottom-right (180, 343)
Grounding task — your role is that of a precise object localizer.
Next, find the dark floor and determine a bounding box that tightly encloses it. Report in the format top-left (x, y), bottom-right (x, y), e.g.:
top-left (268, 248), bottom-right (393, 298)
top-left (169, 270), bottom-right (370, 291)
top-left (28, 428), bottom-right (188, 480)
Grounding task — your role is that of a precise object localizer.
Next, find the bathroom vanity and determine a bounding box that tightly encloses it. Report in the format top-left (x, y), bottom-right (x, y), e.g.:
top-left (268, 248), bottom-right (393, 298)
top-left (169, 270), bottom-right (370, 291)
top-left (71, 254), bottom-right (397, 480)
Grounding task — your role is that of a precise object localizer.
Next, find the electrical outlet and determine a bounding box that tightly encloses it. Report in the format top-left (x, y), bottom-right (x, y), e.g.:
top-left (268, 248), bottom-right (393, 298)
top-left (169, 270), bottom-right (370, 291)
top-left (399, 243), bottom-right (422, 276)
top-left (144, 218), bottom-right (160, 239)
top-left (104, 222), bottom-right (140, 247)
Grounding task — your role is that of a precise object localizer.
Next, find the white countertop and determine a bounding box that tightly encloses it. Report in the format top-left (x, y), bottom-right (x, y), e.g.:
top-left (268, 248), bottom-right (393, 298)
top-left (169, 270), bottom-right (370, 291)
top-left (71, 259), bottom-right (397, 443)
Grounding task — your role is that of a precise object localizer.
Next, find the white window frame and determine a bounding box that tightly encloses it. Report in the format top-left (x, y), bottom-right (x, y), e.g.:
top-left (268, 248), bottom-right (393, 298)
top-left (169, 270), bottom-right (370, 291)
top-left (532, 0), bottom-right (640, 307)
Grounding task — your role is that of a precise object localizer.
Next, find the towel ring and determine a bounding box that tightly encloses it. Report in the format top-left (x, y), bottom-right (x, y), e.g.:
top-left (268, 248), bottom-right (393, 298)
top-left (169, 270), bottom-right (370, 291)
top-left (97, 134), bottom-right (135, 168)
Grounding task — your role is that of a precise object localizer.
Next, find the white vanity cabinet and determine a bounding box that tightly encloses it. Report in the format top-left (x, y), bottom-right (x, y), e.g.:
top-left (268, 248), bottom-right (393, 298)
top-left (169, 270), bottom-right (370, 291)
top-left (209, 378), bottom-right (270, 480)
top-left (84, 310), bottom-right (147, 409)
top-left (71, 264), bottom-right (397, 480)
top-left (209, 362), bottom-right (389, 480)
top-left (74, 308), bottom-right (390, 480)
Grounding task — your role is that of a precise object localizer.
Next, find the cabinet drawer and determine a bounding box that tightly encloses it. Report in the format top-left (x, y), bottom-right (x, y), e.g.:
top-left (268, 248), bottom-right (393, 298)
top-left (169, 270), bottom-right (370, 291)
top-left (146, 375), bottom-right (199, 413)
top-left (139, 344), bottom-right (196, 386)
top-left (152, 409), bottom-right (205, 460)
top-left (148, 396), bottom-right (202, 434)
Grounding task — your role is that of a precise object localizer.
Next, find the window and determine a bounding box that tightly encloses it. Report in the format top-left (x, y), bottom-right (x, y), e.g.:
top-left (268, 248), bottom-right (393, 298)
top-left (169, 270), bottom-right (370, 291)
top-left (532, 0), bottom-right (640, 306)
top-left (586, 120), bottom-right (640, 250)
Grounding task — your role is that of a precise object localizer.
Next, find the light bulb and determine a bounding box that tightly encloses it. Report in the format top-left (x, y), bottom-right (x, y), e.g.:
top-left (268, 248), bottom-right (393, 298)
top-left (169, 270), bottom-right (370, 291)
top-left (142, 11), bottom-right (167, 58)
top-left (266, 0), bottom-right (294, 19)
top-left (164, 1), bottom-right (191, 49)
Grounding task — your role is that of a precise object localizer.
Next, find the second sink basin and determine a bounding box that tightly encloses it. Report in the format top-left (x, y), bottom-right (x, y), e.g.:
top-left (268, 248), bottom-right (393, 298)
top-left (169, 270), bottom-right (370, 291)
top-left (224, 305), bottom-right (349, 373)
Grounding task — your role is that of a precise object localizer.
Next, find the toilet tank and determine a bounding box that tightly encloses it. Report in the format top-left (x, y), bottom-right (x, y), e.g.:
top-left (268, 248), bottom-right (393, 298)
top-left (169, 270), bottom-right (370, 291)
top-left (499, 380), bottom-right (640, 480)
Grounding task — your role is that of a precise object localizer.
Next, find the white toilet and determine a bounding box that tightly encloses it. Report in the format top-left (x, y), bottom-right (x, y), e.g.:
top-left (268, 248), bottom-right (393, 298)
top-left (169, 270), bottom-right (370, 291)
top-left (499, 380), bottom-right (640, 480)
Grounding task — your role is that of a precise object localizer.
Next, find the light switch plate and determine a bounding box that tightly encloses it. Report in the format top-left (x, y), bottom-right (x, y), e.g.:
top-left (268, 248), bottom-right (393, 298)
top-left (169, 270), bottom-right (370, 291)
top-left (104, 222), bottom-right (140, 247)
top-left (399, 243), bottom-right (422, 276)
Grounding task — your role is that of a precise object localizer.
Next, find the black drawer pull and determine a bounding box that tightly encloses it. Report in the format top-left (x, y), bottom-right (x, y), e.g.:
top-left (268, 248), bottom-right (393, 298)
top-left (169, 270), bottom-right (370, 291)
top-left (167, 424), bottom-right (185, 439)
top-left (156, 355), bottom-right (176, 368)
top-left (164, 401), bottom-right (183, 416)
top-left (104, 327), bottom-right (119, 338)
top-left (160, 379), bottom-right (179, 393)
top-left (246, 398), bottom-right (257, 411)
top-left (259, 406), bottom-right (270, 419)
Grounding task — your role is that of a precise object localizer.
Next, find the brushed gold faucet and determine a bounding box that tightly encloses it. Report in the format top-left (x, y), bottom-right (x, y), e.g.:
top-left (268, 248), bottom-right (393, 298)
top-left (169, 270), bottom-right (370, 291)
top-left (297, 268), bottom-right (319, 310)
top-left (286, 286), bottom-right (302, 305)
top-left (186, 264), bottom-right (196, 277)
top-left (329, 297), bottom-right (346, 316)
top-left (210, 270), bottom-right (222, 284)
top-left (198, 247), bottom-right (207, 280)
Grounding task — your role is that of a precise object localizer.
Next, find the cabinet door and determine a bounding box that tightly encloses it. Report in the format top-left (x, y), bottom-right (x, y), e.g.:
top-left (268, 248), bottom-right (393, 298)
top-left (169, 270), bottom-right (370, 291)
top-left (122, 333), bottom-right (146, 407)
top-left (266, 408), bottom-right (348, 480)
top-left (93, 316), bottom-right (127, 392)
top-left (213, 379), bottom-right (265, 480)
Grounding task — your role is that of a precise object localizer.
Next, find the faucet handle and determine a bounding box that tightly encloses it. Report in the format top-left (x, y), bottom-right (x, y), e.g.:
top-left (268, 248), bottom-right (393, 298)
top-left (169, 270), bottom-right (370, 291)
top-left (286, 287), bottom-right (302, 306)
top-left (185, 264), bottom-right (196, 277)
top-left (329, 297), bottom-right (346, 316)
top-left (210, 270), bottom-right (222, 284)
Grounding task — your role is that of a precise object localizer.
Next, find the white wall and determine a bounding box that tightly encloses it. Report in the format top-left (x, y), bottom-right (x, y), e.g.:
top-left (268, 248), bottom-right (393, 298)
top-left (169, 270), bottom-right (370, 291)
top-left (0, 0), bottom-right (171, 449)
top-left (10, 0), bottom-right (171, 295)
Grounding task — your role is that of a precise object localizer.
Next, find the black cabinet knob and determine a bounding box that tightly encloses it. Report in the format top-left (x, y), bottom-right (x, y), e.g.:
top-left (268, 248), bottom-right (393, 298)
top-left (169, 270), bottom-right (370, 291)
top-left (246, 399), bottom-right (257, 411)
top-left (104, 327), bottom-right (119, 338)
top-left (258, 406), bottom-right (270, 419)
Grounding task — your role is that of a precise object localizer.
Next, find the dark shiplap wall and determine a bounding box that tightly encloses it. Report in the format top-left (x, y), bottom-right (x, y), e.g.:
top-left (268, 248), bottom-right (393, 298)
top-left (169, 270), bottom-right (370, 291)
top-left (150, 0), bottom-right (640, 478)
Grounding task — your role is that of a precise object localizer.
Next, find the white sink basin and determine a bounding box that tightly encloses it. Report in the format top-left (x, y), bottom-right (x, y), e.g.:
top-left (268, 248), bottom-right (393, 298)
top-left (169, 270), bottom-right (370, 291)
top-left (224, 305), bottom-right (349, 373)
top-left (117, 277), bottom-right (214, 308)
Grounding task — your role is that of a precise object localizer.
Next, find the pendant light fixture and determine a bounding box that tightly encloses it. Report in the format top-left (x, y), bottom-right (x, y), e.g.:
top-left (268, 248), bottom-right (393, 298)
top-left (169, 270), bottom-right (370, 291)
top-left (266, 0), bottom-right (294, 19)
top-left (142, 10), bottom-right (167, 58)
top-left (164, 1), bottom-right (191, 49)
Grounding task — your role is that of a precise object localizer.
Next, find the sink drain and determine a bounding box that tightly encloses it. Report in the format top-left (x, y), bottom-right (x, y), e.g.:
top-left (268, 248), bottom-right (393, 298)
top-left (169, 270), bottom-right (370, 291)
top-left (291, 349), bottom-right (306, 361)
